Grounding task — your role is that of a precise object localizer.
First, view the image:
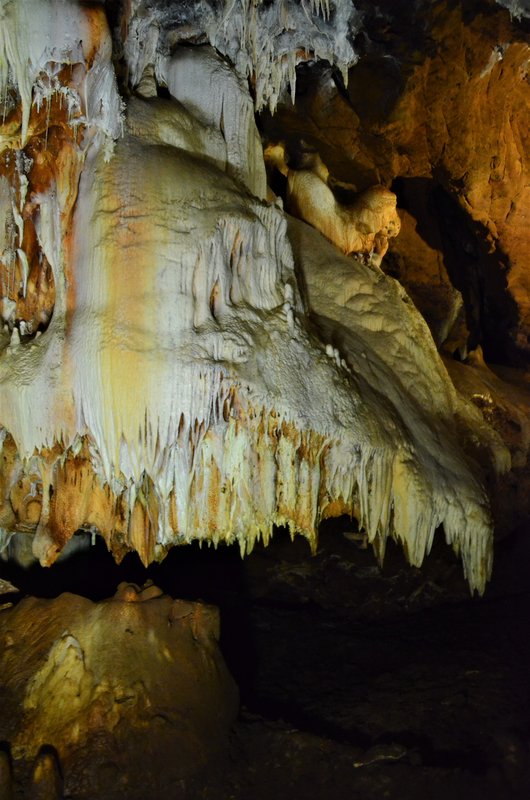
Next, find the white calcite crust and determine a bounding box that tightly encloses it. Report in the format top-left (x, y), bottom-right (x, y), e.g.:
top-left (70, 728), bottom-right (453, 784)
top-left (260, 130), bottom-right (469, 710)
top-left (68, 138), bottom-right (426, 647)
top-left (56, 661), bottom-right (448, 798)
top-left (0, 0), bottom-right (122, 148)
top-left (0, 0), bottom-right (508, 593)
top-left (288, 218), bottom-right (507, 591)
top-left (123, 0), bottom-right (360, 113)
top-left (158, 46), bottom-right (268, 199)
top-left (496, 0), bottom-right (530, 19)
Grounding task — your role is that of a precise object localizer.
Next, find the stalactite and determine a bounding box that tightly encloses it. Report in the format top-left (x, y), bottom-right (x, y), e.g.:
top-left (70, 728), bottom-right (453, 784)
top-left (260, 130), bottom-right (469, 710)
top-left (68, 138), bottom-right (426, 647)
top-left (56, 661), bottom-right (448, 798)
top-left (0, 0), bottom-right (510, 595)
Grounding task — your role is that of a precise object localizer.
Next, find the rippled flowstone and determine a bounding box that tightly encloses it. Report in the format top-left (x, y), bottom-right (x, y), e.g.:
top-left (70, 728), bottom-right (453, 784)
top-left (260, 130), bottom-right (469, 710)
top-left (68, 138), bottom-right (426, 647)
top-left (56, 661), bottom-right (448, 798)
top-left (0, 0), bottom-right (513, 596)
top-left (0, 584), bottom-right (238, 800)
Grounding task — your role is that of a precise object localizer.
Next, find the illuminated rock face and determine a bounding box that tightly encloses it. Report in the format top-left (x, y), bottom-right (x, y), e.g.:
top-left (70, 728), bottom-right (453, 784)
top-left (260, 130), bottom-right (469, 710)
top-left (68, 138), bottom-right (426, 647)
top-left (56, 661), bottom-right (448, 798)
top-left (0, 585), bottom-right (238, 799)
top-left (0, 0), bottom-right (509, 593)
top-left (121, 0), bottom-right (360, 114)
top-left (262, 0), bottom-right (530, 362)
top-left (265, 143), bottom-right (401, 265)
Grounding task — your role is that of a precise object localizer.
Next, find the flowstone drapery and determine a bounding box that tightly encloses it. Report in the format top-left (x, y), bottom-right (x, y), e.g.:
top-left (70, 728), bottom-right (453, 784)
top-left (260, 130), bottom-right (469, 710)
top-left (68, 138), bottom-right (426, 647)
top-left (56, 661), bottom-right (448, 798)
top-left (0, 0), bottom-right (508, 593)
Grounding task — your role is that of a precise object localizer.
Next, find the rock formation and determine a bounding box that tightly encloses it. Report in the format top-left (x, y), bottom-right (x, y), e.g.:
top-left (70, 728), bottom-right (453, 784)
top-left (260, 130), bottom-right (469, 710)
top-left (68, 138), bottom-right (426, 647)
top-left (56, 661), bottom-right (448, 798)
top-left (0, 0), bottom-right (511, 595)
top-left (261, 0), bottom-right (530, 364)
top-left (265, 141), bottom-right (401, 265)
top-left (0, 584), bottom-right (237, 799)
top-left (0, 0), bottom-right (521, 597)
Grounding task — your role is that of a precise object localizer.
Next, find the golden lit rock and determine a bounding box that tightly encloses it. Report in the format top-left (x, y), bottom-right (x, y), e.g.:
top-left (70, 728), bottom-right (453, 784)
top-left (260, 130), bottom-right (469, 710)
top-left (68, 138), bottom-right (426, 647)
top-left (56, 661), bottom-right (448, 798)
top-left (29, 748), bottom-right (62, 800)
top-left (0, 585), bottom-right (238, 799)
top-left (262, 2), bottom-right (530, 361)
top-left (0, 1), bottom-right (529, 798)
top-left (265, 142), bottom-right (401, 265)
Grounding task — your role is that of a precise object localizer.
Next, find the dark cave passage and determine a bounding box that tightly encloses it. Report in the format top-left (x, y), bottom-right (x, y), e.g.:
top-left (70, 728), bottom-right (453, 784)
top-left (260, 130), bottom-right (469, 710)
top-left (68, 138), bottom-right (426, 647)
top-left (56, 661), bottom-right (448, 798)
top-left (390, 176), bottom-right (521, 365)
top-left (2, 523), bottom-right (530, 798)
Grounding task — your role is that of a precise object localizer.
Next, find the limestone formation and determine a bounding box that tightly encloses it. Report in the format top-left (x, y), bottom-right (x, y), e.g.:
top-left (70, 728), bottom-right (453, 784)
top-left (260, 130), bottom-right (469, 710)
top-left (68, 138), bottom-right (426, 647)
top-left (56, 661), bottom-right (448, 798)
top-left (0, 576), bottom-right (19, 594)
top-left (0, 585), bottom-right (238, 800)
top-left (0, 0), bottom-right (513, 594)
top-left (265, 142), bottom-right (401, 265)
top-left (1, 3), bottom-right (530, 800)
top-left (261, 1), bottom-right (530, 363)
top-left (29, 749), bottom-right (63, 800)
top-left (122, 0), bottom-right (360, 114)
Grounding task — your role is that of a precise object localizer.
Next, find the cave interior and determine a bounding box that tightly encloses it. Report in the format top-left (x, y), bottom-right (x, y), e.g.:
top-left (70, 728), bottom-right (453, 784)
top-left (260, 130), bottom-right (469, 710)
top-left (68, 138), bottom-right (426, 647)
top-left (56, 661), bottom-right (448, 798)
top-left (1, 0), bottom-right (530, 798)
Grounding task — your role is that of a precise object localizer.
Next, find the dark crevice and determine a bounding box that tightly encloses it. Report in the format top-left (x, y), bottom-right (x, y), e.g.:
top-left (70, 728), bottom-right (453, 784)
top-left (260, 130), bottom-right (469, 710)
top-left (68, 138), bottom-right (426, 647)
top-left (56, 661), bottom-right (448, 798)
top-left (430, 182), bottom-right (518, 362)
top-left (390, 176), bottom-right (520, 365)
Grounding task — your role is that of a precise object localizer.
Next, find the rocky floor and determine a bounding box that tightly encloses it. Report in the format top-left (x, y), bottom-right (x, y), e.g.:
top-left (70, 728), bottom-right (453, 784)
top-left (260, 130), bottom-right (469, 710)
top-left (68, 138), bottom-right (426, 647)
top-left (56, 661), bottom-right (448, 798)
top-left (205, 595), bottom-right (530, 800)
top-left (188, 525), bottom-right (530, 800)
top-left (2, 522), bottom-right (530, 799)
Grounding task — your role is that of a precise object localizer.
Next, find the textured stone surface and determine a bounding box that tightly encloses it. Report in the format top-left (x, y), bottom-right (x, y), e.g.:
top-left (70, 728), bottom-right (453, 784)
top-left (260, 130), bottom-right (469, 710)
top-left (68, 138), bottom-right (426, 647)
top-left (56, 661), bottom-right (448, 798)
top-left (264, 142), bottom-right (401, 264)
top-left (0, 0), bottom-right (507, 592)
top-left (0, 585), bottom-right (238, 800)
top-left (261, 0), bottom-right (530, 363)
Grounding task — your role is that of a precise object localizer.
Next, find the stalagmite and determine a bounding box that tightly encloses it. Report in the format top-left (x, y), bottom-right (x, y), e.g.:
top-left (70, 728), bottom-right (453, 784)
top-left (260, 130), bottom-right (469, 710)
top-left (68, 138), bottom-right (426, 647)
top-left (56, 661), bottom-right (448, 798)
top-left (0, 586), bottom-right (238, 799)
top-left (29, 748), bottom-right (63, 800)
top-left (0, 0), bottom-right (509, 594)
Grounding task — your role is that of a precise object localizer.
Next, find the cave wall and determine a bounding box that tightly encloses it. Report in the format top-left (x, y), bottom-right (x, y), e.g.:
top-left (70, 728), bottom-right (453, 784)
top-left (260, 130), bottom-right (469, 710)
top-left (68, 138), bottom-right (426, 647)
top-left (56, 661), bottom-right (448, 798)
top-left (261, 0), bottom-right (530, 363)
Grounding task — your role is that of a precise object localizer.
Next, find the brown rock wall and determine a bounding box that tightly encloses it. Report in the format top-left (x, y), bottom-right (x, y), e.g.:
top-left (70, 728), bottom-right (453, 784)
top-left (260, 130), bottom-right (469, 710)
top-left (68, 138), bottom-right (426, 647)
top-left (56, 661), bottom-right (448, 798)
top-left (261, 0), bottom-right (530, 361)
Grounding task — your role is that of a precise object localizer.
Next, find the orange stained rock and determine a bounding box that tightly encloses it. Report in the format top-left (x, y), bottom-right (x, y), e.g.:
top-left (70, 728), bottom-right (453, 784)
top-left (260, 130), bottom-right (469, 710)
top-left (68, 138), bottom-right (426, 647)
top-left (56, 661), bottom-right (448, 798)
top-left (263, 4), bottom-right (530, 356)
